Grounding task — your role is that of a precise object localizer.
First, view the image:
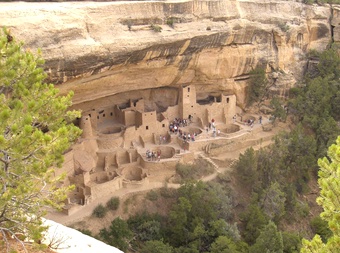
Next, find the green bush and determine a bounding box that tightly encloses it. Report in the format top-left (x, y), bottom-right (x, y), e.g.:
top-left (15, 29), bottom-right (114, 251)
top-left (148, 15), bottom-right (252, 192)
top-left (159, 187), bottom-right (177, 198)
top-left (146, 190), bottom-right (158, 201)
top-left (310, 216), bottom-right (332, 243)
top-left (150, 24), bottom-right (162, 32)
top-left (106, 197), bottom-right (120, 210)
top-left (282, 231), bottom-right (302, 253)
top-left (278, 22), bottom-right (290, 32)
top-left (166, 17), bottom-right (175, 28)
top-left (176, 163), bottom-right (192, 179)
top-left (141, 240), bottom-right (174, 253)
top-left (92, 204), bottom-right (108, 218)
top-left (100, 218), bottom-right (133, 252)
top-left (77, 228), bottom-right (93, 237)
top-left (176, 159), bottom-right (214, 182)
top-left (127, 20), bottom-right (132, 31)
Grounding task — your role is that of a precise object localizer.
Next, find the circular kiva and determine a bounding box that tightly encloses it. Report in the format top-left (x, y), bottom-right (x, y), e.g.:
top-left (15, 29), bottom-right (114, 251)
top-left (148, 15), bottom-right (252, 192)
top-left (218, 124), bottom-right (240, 133)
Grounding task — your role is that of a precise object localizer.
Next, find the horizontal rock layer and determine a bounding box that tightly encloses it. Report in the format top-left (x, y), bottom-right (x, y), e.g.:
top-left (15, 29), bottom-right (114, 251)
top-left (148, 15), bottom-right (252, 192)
top-left (0, 0), bottom-right (337, 107)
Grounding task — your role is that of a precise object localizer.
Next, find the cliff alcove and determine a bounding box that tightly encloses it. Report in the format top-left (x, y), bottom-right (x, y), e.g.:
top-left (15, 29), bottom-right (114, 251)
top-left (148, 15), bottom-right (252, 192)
top-left (2, 1), bottom-right (340, 243)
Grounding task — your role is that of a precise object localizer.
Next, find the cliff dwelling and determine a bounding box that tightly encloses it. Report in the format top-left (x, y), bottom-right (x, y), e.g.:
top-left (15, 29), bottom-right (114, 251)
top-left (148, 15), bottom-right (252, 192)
top-left (60, 84), bottom-right (251, 215)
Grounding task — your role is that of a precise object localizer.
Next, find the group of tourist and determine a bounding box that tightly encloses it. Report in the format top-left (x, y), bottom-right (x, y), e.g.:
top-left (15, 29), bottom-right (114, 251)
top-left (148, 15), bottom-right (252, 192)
top-left (178, 129), bottom-right (197, 142)
top-left (168, 117), bottom-right (198, 142)
top-left (169, 117), bottom-right (190, 134)
top-left (146, 149), bottom-right (161, 162)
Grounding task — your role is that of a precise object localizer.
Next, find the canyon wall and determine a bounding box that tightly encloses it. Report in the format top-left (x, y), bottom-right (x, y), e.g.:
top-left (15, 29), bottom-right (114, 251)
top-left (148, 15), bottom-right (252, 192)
top-left (1, 0), bottom-right (339, 108)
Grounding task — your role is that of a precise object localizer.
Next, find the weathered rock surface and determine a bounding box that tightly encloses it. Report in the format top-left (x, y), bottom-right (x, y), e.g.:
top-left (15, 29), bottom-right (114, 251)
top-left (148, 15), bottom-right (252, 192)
top-left (0, 1), bottom-right (338, 107)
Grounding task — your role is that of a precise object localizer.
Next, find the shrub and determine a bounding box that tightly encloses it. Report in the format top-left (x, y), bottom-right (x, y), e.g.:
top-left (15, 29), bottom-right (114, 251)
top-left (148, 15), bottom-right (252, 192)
top-left (176, 163), bottom-right (192, 179)
top-left (146, 190), bottom-right (158, 201)
top-left (282, 231), bottom-right (302, 253)
top-left (295, 200), bottom-right (309, 218)
top-left (159, 187), bottom-right (177, 198)
top-left (310, 216), bottom-right (332, 242)
top-left (278, 22), bottom-right (290, 32)
top-left (127, 20), bottom-right (132, 31)
top-left (150, 24), bottom-right (162, 32)
top-left (100, 218), bottom-right (133, 252)
top-left (141, 240), bottom-right (174, 253)
top-left (166, 17), bottom-right (175, 28)
top-left (92, 204), bottom-right (108, 218)
top-left (176, 159), bottom-right (214, 182)
top-left (106, 197), bottom-right (120, 210)
top-left (77, 229), bottom-right (92, 237)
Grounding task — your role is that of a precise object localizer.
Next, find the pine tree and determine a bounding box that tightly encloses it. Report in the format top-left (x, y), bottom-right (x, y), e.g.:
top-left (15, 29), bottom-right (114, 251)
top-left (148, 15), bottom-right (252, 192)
top-left (0, 28), bottom-right (81, 250)
top-left (301, 136), bottom-right (340, 252)
top-left (250, 221), bottom-right (283, 253)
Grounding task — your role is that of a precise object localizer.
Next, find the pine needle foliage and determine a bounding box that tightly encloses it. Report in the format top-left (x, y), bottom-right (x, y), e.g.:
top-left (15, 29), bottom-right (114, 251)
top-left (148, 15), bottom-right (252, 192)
top-left (301, 136), bottom-right (340, 252)
top-left (0, 28), bottom-right (82, 251)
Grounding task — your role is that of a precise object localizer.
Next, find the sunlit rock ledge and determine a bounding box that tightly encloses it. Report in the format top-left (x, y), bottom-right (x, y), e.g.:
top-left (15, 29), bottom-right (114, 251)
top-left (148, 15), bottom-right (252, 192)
top-left (0, 1), bottom-right (337, 107)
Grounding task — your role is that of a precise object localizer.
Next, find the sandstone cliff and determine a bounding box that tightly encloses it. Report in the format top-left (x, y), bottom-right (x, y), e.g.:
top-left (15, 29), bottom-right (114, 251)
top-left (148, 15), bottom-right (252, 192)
top-left (1, 1), bottom-right (338, 107)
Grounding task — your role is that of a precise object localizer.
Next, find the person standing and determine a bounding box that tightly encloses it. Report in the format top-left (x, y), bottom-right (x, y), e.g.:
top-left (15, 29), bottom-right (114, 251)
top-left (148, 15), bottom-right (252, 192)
top-left (157, 150), bottom-right (161, 162)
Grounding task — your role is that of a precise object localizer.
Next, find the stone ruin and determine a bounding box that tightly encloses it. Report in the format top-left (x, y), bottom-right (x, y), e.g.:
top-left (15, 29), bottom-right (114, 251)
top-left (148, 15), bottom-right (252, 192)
top-left (60, 84), bottom-right (244, 215)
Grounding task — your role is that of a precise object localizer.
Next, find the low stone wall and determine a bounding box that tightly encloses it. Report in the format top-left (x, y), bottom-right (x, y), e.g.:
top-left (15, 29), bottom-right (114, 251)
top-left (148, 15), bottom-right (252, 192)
top-left (99, 126), bottom-right (123, 134)
top-left (63, 203), bottom-right (85, 216)
top-left (218, 124), bottom-right (240, 133)
top-left (97, 136), bottom-right (123, 149)
top-left (141, 158), bottom-right (178, 182)
top-left (121, 166), bottom-right (145, 181)
top-left (122, 177), bottom-right (149, 189)
top-left (209, 134), bottom-right (274, 156)
top-left (90, 177), bottom-right (123, 200)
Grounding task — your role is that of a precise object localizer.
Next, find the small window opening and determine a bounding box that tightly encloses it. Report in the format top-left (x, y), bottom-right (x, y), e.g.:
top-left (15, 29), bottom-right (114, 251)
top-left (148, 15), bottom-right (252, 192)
top-left (227, 97), bottom-right (229, 103)
top-left (146, 126), bottom-right (149, 130)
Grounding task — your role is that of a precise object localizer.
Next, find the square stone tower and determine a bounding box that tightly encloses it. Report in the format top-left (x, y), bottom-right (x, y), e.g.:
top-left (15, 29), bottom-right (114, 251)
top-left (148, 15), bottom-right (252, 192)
top-left (179, 85), bottom-right (197, 119)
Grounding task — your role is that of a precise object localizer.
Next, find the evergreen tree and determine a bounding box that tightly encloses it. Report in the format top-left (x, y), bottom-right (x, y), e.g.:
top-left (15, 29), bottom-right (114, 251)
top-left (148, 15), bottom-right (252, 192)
top-left (250, 221), bottom-right (283, 253)
top-left (282, 231), bottom-right (301, 253)
top-left (260, 182), bottom-right (286, 222)
top-left (210, 236), bottom-right (240, 253)
top-left (301, 136), bottom-right (340, 252)
top-left (0, 29), bottom-right (81, 249)
top-left (240, 203), bottom-right (269, 245)
top-left (247, 66), bottom-right (271, 107)
top-left (141, 240), bottom-right (174, 253)
top-left (234, 147), bottom-right (259, 192)
top-left (100, 217), bottom-right (133, 252)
